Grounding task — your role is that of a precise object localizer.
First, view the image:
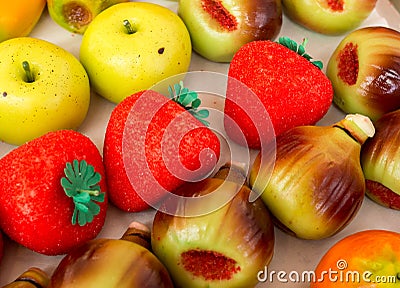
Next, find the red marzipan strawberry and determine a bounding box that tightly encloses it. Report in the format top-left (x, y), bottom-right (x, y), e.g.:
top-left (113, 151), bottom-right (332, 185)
top-left (224, 37), bottom-right (333, 149)
top-left (0, 130), bottom-right (107, 255)
top-left (103, 81), bottom-right (220, 212)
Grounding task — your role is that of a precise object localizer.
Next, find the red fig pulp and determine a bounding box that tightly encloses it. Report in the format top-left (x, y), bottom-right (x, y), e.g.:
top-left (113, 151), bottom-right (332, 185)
top-left (201, 0), bottom-right (238, 31)
top-left (361, 109), bottom-right (400, 210)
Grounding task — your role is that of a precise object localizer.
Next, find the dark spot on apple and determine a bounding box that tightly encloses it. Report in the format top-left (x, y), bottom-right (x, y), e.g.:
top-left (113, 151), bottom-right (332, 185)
top-left (158, 47), bottom-right (165, 54)
top-left (2, 92), bottom-right (7, 97)
top-left (181, 249), bottom-right (240, 280)
top-left (337, 42), bottom-right (359, 86)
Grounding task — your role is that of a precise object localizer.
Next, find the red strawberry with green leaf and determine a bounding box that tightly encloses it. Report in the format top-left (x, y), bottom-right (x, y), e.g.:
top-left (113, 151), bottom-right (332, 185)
top-left (224, 37), bottom-right (333, 149)
top-left (0, 130), bottom-right (107, 255)
top-left (103, 81), bottom-right (220, 212)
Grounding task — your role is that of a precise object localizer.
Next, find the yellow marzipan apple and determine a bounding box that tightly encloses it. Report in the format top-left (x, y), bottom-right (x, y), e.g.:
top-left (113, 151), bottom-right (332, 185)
top-left (79, 2), bottom-right (192, 104)
top-left (0, 37), bottom-right (90, 146)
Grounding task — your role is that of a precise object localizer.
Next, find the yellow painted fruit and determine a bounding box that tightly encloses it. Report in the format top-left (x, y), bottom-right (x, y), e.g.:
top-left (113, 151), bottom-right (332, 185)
top-left (80, 2), bottom-right (192, 103)
top-left (0, 0), bottom-right (46, 42)
top-left (0, 37), bottom-right (90, 145)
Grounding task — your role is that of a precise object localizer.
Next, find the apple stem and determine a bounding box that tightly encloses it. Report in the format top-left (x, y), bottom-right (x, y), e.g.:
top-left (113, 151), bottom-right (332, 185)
top-left (22, 61), bottom-right (35, 83)
top-left (123, 19), bottom-right (136, 34)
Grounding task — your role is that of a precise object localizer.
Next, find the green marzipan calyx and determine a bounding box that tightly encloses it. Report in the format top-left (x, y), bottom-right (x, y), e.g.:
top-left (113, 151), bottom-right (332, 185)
top-left (277, 37), bottom-right (323, 70)
top-left (168, 81), bottom-right (210, 127)
top-left (61, 159), bottom-right (105, 226)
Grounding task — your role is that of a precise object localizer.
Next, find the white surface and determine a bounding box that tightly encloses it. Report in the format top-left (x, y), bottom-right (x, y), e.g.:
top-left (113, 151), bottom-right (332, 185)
top-left (0, 0), bottom-right (400, 287)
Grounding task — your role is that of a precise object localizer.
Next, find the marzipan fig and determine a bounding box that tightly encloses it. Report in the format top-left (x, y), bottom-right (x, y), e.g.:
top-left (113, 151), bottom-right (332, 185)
top-left (178, 0), bottom-right (282, 62)
top-left (361, 109), bottom-right (400, 210)
top-left (47, 0), bottom-right (129, 34)
top-left (282, 0), bottom-right (377, 35)
top-left (2, 267), bottom-right (50, 288)
top-left (250, 114), bottom-right (375, 240)
top-left (152, 164), bottom-right (275, 288)
top-left (327, 27), bottom-right (400, 121)
top-left (49, 222), bottom-right (173, 288)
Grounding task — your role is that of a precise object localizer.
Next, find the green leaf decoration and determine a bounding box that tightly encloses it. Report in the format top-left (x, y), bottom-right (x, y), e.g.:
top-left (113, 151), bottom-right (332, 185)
top-left (277, 37), bottom-right (323, 70)
top-left (61, 159), bottom-right (105, 226)
top-left (167, 81), bottom-right (210, 127)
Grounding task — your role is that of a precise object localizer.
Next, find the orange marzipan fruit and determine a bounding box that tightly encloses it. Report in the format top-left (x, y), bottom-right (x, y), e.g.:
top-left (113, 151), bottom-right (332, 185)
top-left (311, 229), bottom-right (400, 287)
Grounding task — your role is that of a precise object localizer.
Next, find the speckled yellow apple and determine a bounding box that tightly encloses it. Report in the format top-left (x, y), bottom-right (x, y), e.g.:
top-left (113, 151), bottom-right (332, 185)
top-left (0, 37), bottom-right (90, 146)
top-left (79, 2), bottom-right (192, 104)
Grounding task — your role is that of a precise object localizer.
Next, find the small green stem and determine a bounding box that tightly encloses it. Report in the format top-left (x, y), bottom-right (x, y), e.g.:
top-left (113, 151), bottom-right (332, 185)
top-left (123, 19), bottom-right (136, 34)
top-left (22, 61), bottom-right (35, 83)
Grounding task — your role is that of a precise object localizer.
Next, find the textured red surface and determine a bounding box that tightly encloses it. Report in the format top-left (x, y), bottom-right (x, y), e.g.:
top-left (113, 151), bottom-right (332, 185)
top-left (366, 180), bottom-right (400, 210)
top-left (0, 130), bottom-right (107, 255)
top-left (327, 0), bottom-right (344, 11)
top-left (225, 40), bottom-right (333, 149)
top-left (337, 42), bottom-right (359, 85)
top-left (103, 90), bottom-right (220, 212)
top-left (181, 249), bottom-right (240, 280)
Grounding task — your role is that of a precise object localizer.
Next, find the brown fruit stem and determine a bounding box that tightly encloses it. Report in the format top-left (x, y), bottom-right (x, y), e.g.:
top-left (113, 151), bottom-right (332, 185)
top-left (120, 221), bottom-right (151, 250)
top-left (334, 114), bottom-right (375, 145)
top-left (213, 163), bottom-right (247, 185)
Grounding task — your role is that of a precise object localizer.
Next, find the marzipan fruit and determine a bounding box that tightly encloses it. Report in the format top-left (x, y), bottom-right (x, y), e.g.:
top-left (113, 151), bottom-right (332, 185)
top-left (47, 0), bottom-right (129, 34)
top-left (0, 0), bottom-right (46, 42)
